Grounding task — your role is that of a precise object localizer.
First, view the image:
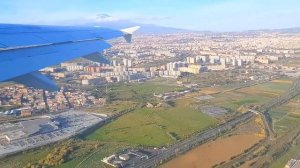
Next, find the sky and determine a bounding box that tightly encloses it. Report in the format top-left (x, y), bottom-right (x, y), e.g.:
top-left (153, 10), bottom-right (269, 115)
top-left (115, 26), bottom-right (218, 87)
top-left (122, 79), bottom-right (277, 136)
top-left (0, 0), bottom-right (300, 31)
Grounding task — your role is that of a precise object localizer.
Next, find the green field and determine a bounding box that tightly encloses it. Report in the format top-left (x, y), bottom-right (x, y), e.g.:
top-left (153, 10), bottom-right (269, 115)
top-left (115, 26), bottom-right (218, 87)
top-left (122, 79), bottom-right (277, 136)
top-left (108, 80), bottom-right (185, 102)
top-left (201, 79), bottom-right (296, 138)
top-left (0, 140), bottom-right (131, 168)
top-left (62, 143), bottom-right (130, 168)
top-left (262, 89), bottom-right (300, 167)
top-left (270, 137), bottom-right (300, 168)
top-left (0, 105), bottom-right (217, 168)
top-left (0, 79), bottom-right (208, 168)
top-left (84, 100), bottom-right (138, 115)
top-left (0, 78), bottom-right (295, 168)
top-left (0, 139), bottom-right (128, 168)
top-left (196, 80), bottom-right (293, 111)
top-left (86, 107), bottom-right (217, 146)
top-left (269, 95), bottom-right (300, 137)
top-left (0, 147), bottom-right (52, 168)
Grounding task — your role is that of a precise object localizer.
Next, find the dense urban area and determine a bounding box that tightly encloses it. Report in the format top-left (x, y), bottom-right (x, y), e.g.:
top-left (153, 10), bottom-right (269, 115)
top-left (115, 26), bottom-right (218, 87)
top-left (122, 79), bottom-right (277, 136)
top-left (1, 29), bottom-right (300, 168)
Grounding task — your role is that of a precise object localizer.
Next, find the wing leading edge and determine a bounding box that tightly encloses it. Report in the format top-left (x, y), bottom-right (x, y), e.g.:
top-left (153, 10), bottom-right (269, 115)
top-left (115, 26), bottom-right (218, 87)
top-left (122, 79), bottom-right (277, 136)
top-left (0, 24), bottom-right (140, 91)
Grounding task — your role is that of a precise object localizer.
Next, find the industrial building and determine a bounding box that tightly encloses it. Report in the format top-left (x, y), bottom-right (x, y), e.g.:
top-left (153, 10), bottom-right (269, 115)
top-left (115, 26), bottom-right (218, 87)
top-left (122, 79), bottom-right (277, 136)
top-left (0, 111), bottom-right (106, 158)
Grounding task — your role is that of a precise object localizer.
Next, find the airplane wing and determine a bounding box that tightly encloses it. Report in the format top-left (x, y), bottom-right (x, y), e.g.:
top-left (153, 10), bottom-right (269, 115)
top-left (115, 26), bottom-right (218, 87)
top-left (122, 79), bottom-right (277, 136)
top-left (0, 24), bottom-right (140, 91)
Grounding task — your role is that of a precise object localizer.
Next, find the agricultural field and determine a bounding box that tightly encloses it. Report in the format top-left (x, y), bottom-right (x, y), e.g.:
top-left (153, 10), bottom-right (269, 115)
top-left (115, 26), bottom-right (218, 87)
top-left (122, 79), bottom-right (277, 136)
top-left (0, 147), bottom-right (52, 168)
top-left (0, 139), bottom-right (134, 168)
top-left (0, 79), bottom-right (211, 168)
top-left (266, 95), bottom-right (300, 168)
top-left (163, 116), bottom-right (264, 168)
top-left (86, 107), bottom-right (217, 147)
top-left (270, 137), bottom-right (300, 168)
top-left (194, 79), bottom-right (293, 111)
top-left (103, 79), bottom-right (185, 102)
top-left (270, 95), bottom-right (300, 137)
top-left (84, 100), bottom-right (138, 115)
top-left (163, 135), bottom-right (261, 168)
top-left (0, 140), bottom-right (112, 168)
top-left (0, 78), bottom-right (295, 168)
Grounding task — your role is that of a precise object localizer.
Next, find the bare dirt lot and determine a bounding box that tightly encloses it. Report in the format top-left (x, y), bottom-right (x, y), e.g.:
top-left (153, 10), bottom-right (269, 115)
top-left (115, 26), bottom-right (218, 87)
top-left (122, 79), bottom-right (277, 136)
top-left (163, 134), bottom-right (262, 168)
top-left (163, 117), bottom-right (265, 168)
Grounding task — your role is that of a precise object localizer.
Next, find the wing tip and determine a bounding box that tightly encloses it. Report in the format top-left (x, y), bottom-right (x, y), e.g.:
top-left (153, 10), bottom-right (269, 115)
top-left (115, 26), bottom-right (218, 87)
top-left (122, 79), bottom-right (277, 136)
top-left (121, 26), bottom-right (141, 35)
top-left (121, 26), bottom-right (140, 43)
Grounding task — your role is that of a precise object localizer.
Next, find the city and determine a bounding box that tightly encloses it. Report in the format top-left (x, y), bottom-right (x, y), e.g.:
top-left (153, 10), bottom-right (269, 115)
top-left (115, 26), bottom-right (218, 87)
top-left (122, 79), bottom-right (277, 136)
top-left (1, 0), bottom-right (300, 168)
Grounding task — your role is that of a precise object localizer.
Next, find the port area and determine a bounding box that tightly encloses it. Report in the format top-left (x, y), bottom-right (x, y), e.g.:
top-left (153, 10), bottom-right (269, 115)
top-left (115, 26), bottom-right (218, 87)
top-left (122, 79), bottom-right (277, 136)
top-left (0, 110), bottom-right (106, 158)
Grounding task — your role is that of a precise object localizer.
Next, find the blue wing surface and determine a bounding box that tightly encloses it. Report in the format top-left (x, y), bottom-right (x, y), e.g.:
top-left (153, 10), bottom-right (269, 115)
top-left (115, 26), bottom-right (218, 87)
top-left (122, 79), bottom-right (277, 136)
top-left (0, 24), bottom-right (123, 48)
top-left (0, 24), bottom-right (139, 90)
top-left (0, 40), bottom-right (111, 81)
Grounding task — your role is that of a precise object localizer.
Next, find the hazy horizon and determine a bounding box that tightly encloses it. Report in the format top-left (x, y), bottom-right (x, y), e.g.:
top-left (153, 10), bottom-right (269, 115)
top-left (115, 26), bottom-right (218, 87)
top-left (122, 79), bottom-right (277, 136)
top-left (0, 0), bottom-right (300, 32)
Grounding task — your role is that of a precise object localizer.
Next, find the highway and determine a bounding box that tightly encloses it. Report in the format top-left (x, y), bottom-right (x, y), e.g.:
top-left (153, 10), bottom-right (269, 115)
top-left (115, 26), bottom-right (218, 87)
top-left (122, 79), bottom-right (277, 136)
top-left (212, 79), bottom-right (300, 168)
top-left (258, 79), bottom-right (300, 139)
top-left (131, 112), bottom-right (255, 168)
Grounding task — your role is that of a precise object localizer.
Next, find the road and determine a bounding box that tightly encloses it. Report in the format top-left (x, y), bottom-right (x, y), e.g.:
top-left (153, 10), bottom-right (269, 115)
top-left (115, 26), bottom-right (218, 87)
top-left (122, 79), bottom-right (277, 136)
top-left (215, 79), bottom-right (300, 168)
top-left (132, 79), bottom-right (300, 168)
top-left (131, 112), bottom-right (255, 168)
top-left (249, 109), bottom-right (275, 140)
top-left (257, 79), bottom-right (300, 139)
